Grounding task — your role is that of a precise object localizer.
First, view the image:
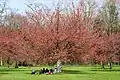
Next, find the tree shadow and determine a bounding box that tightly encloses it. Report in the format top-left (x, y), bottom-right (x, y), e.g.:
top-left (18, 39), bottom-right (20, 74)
top-left (0, 69), bottom-right (31, 72)
top-left (0, 67), bottom-right (44, 75)
top-left (62, 70), bottom-right (95, 74)
top-left (0, 68), bottom-right (32, 75)
top-left (0, 72), bottom-right (12, 74)
top-left (90, 69), bottom-right (120, 72)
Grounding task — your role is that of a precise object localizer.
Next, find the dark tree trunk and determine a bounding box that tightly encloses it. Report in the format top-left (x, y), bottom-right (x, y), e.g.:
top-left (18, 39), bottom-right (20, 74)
top-left (119, 55), bottom-right (120, 65)
top-left (109, 61), bottom-right (112, 69)
top-left (7, 57), bottom-right (10, 69)
top-left (15, 61), bottom-right (19, 68)
top-left (109, 57), bottom-right (112, 69)
top-left (101, 61), bottom-right (105, 69)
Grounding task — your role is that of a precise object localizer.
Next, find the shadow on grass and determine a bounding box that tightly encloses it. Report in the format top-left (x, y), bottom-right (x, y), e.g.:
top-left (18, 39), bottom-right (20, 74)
top-left (0, 72), bottom-right (12, 74)
top-left (0, 69), bottom-right (31, 72)
top-left (0, 68), bottom-right (42, 75)
top-left (62, 70), bottom-right (95, 74)
top-left (0, 68), bottom-right (32, 75)
top-left (90, 69), bottom-right (120, 72)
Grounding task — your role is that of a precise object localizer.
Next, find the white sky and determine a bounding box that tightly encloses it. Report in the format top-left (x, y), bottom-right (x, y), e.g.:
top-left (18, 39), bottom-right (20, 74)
top-left (8, 0), bottom-right (103, 13)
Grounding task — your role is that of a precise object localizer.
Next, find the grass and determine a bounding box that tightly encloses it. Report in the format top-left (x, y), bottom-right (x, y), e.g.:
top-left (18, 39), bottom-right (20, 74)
top-left (0, 66), bottom-right (120, 80)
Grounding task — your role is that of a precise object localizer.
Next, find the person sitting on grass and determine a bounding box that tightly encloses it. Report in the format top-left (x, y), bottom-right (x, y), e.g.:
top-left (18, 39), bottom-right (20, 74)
top-left (31, 69), bottom-right (36, 74)
top-left (45, 68), bottom-right (49, 73)
top-left (50, 69), bottom-right (54, 73)
top-left (39, 69), bottom-right (43, 74)
top-left (46, 70), bottom-right (52, 75)
top-left (39, 68), bottom-right (49, 74)
top-left (42, 68), bottom-right (46, 74)
top-left (46, 68), bottom-right (54, 75)
top-left (53, 67), bottom-right (57, 74)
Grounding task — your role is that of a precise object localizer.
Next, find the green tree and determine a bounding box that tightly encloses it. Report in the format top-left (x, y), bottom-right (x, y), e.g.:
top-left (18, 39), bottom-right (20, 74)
top-left (99, 0), bottom-right (120, 69)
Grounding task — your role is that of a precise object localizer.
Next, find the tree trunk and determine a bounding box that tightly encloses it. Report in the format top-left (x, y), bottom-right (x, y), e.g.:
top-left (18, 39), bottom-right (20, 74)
top-left (109, 57), bottom-right (112, 69)
top-left (7, 57), bottom-right (10, 69)
top-left (0, 57), bottom-right (3, 66)
top-left (101, 61), bottom-right (105, 69)
top-left (119, 55), bottom-right (120, 65)
top-left (15, 61), bottom-right (19, 68)
top-left (109, 61), bottom-right (112, 69)
top-left (7, 64), bottom-right (10, 69)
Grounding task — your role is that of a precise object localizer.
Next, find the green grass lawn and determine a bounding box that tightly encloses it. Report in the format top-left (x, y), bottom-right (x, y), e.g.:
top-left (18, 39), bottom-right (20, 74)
top-left (0, 66), bottom-right (120, 80)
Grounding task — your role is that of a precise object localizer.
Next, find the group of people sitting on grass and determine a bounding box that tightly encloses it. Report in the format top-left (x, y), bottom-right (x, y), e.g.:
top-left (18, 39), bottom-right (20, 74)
top-left (40, 68), bottom-right (54, 74)
top-left (31, 68), bottom-right (54, 75)
top-left (31, 60), bottom-right (62, 75)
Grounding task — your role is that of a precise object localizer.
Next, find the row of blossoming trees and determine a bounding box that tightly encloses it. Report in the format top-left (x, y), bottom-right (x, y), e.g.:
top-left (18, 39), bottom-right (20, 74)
top-left (0, 0), bottom-right (120, 69)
